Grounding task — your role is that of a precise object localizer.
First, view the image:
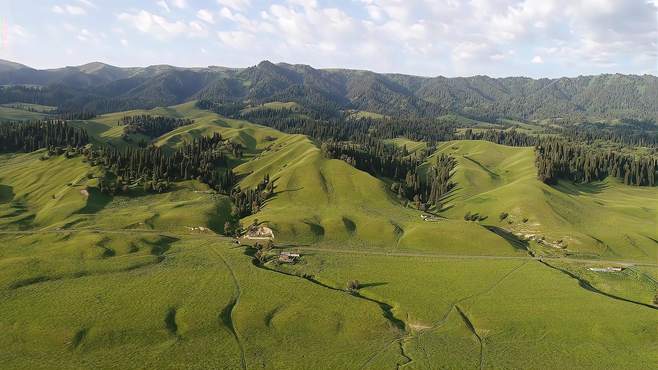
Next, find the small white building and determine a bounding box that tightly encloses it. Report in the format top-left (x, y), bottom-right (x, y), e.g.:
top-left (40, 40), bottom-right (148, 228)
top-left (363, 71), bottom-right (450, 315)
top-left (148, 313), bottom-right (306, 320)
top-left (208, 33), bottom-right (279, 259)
top-left (588, 267), bottom-right (623, 272)
top-left (278, 251), bottom-right (300, 263)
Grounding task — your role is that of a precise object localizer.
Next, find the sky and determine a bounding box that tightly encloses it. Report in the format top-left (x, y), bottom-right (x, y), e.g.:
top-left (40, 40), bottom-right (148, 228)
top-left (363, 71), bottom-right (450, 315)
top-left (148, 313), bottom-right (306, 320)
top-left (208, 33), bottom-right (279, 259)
top-left (0, 0), bottom-right (656, 77)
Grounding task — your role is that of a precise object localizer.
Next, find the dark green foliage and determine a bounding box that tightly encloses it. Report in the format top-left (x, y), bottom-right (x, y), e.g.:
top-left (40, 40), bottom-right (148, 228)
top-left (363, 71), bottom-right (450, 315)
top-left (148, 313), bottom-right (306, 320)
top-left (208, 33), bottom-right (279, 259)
top-left (464, 212), bottom-right (486, 222)
top-left (4, 61), bottom-right (654, 121)
top-left (54, 111), bottom-right (96, 120)
top-left (548, 121), bottom-right (658, 148)
top-left (230, 174), bottom-right (275, 218)
top-left (462, 128), bottom-right (538, 146)
top-left (347, 280), bottom-right (360, 293)
top-left (85, 133), bottom-right (237, 195)
top-left (0, 120), bottom-right (88, 153)
top-left (235, 105), bottom-right (457, 143)
top-left (118, 115), bottom-right (193, 138)
top-left (322, 141), bottom-right (455, 208)
top-left (196, 100), bottom-right (245, 117)
top-left (535, 139), bottom-right (657, 186)
top-left (200, 100), bottom-right (458, 206)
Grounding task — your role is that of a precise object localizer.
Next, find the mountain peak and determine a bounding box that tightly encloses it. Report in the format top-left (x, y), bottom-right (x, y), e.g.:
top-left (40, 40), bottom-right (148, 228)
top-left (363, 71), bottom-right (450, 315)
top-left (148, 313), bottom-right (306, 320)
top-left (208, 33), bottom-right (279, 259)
top-left (257, 60), bottom-right (276, 68)
top-left (77, 62), bottom-right (118, 74)
top-left (0, 59), bottom-right (31, 72)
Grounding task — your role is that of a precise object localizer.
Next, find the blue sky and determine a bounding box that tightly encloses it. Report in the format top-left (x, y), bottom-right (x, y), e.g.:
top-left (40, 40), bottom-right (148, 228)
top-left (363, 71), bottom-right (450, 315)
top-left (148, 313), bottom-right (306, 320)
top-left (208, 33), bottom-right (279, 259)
top-left (1, 0), bottom-right (656, 77)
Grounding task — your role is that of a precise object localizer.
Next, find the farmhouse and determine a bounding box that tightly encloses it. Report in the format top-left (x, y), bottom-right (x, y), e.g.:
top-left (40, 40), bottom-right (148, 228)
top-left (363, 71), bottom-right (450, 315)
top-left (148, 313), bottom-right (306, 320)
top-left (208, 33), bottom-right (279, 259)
top-left (588, 267), bottom-right (624, 272)
top-left (278, 251), bottom-right (300, 263)
top-left (245, 225), bottom-right (275, 240)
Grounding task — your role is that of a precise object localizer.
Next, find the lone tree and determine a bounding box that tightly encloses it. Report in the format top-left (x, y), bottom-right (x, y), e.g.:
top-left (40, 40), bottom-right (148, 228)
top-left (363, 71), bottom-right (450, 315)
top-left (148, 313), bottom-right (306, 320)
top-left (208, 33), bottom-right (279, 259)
top-left (254, 249), bottom-right (268, 265)
top-left (347, 280), bottom-right (360, 293)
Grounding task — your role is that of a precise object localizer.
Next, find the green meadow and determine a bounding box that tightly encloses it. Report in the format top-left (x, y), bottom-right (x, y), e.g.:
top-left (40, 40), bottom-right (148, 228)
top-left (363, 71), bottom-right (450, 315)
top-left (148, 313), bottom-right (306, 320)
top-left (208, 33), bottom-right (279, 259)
top-left (1, 103), bottom-right (656, 369)
top-left (0, 103), bottom-right (54, 121)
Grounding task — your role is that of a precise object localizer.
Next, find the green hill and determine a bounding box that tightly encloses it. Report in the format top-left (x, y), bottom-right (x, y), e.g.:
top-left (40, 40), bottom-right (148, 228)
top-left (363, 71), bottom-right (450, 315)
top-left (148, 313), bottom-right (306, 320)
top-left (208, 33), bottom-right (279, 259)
top-left (1, 102), bottom-right (657, 369)
top-left (435, 140), bottom-right (658, 262)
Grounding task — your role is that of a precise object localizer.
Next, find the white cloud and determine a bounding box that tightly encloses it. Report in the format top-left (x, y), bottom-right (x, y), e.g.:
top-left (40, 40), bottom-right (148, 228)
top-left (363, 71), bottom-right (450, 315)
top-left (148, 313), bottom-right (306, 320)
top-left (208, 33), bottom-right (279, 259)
top-left (188, 21), bottom-right (209, 38)
top-left (19, 0), bottom-right (658, 76)
top-left (52, 4), bottom-right (87, 15)
top-left (73, 28), bottom-right (103, 44)
top-left (118, 10), bottom-right (188, 39)
top-left (217, 0), bottom-right (251, 11)
top-left (76, 0), bottom-right (96, 8)
top-left (197, 9), bottom-right (215, 24)
top-left (76, 29), bottom-right (91, 41)
top-left (531, 55), bottom-right (544, 64)
top-left (156, 0), bottom-right (170, 13)
top-left (7, 24), bottom-right (29, 43)
top-left (170, 0), bottom-right (187, 9)
top-left (120, 39), bottom-right (128, 46)
top-left (218, 30), bottom-right (255, 48)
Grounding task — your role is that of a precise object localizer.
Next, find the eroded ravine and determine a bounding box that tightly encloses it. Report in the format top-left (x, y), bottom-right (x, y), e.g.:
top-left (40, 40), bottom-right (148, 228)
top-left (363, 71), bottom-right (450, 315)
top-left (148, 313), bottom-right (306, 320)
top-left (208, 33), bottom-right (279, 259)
top-left (212, 248), bottom-right (248, 370)
top-left (243, 247), bottom-right (411, 367)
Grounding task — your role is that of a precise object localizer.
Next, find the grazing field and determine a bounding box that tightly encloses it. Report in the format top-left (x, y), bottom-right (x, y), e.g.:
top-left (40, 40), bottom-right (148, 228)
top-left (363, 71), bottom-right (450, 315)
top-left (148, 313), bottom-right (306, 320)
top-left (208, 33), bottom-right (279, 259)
top-left (435, 140), bottom-right (658, 262)
top-left (0, 105), bottom-right (51, 121)
top-left (0, 234), bottom-right (400, 369)
top-left (273, 251), bottom-right (658, 369)
top-left (1, 102), bottom-right (656, 369)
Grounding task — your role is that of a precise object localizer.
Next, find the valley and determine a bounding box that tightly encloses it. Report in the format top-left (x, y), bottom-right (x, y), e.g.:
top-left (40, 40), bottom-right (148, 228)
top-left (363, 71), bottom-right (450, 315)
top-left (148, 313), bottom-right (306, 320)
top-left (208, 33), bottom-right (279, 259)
top-left (1, 101), bottom-right (656, 369)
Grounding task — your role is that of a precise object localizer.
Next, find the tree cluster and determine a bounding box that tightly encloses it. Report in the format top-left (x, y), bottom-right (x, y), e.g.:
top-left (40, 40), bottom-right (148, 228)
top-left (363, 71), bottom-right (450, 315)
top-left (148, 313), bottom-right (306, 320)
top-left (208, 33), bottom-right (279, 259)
top-left (549, 122), bottom-right (658, 148)
top-left (462, 128), bottom-right (538, 146)
top-left (535, 138), bottom-right (657, 186)
top-left (230, 174), bottom-right (276, 218)
top-left (85, 133), bottom-right (237, 195)
top-left (118, 115), bottom-right (194, 138)
top-left (54, 111), bottom-right (97, 120)
top-left (201, 101), bottom-right (457, 144)
top-left (0, 120), bottom-right (88, 153)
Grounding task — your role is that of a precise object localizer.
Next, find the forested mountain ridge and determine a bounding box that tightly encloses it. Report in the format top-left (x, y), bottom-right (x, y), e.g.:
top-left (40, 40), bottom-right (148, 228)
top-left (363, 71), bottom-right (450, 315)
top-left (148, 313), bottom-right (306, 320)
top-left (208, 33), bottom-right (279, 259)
top-left (0, 59), bottom-right (656, 122)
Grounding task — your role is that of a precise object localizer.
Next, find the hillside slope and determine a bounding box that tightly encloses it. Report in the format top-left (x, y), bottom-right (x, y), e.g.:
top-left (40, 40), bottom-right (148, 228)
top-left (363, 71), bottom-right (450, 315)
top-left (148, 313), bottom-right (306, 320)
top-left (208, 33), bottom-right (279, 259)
top-left (1, 60), bottom-right (656, 121)
top-left (436, 140), bottom-right (658, 262)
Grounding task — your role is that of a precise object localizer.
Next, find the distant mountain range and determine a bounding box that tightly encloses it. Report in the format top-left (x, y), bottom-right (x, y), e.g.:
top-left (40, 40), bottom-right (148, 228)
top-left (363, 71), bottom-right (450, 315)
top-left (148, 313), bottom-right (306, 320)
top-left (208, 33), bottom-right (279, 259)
top-left (0, 59), bottom-right (656, 122)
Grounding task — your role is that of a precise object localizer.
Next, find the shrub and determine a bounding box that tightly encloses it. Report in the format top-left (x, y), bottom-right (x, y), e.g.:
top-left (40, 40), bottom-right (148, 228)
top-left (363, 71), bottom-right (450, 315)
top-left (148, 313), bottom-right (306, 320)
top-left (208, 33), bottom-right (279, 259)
top-left (347, 280), bottom-right (360, 293)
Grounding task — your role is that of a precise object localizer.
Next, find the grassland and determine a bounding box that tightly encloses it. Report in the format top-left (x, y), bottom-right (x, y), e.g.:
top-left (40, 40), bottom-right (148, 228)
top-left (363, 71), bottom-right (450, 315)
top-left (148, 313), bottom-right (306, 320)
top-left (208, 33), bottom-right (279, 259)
top-left (0, 234), bottom-right (401, 369)
top-left (0, 104), bottom-right (52, 121)
top-left (1, 102), bottom-right (656, 369)
top-left (434, 140), bottom-right (658, 262)
top-left (240, 101), bottom-right (301, 114)
top-left (274, 251), bottom-right (658, 369)
top-left (346, 110), bottom-right (388, 120)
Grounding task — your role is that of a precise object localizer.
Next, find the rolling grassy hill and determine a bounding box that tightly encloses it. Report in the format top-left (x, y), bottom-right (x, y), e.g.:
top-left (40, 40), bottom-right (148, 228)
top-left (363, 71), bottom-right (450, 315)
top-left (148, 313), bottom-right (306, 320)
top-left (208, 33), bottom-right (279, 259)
top-left (1, 102), bottom-right (657, 369)
top-left (435, 140), bottom-right (658, 262)
top-left (0, 104), bottom-right (52, 121)
top-left (0, 149), bottom-right (231, 233)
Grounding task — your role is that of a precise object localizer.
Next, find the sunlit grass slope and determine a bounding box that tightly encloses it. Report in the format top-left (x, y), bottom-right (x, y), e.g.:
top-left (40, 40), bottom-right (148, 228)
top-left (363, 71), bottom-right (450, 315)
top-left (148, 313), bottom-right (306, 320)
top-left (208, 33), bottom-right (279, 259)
top-left (106, 102), bottom-right (520, 255)
top-left (234, 133), bottom-right (514, 254)
top-left (1, 103), bottom-right (657, 369)
top-left (0, 105), bottom-right (49, 121)
top-left (275, 251), bottom-right (658, 369)
top-left (0, 236), bottom-right (400, 369)
top-left (0, 151), bottom-right (231, 233)
top-left (436, 140), bottom-right (658, 262)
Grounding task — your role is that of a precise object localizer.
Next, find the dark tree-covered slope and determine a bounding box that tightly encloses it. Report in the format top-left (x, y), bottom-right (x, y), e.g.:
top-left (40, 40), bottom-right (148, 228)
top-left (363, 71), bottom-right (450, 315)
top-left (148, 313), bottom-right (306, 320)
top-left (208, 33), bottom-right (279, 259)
top-left (0, 59), bottom-right (656, 121)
